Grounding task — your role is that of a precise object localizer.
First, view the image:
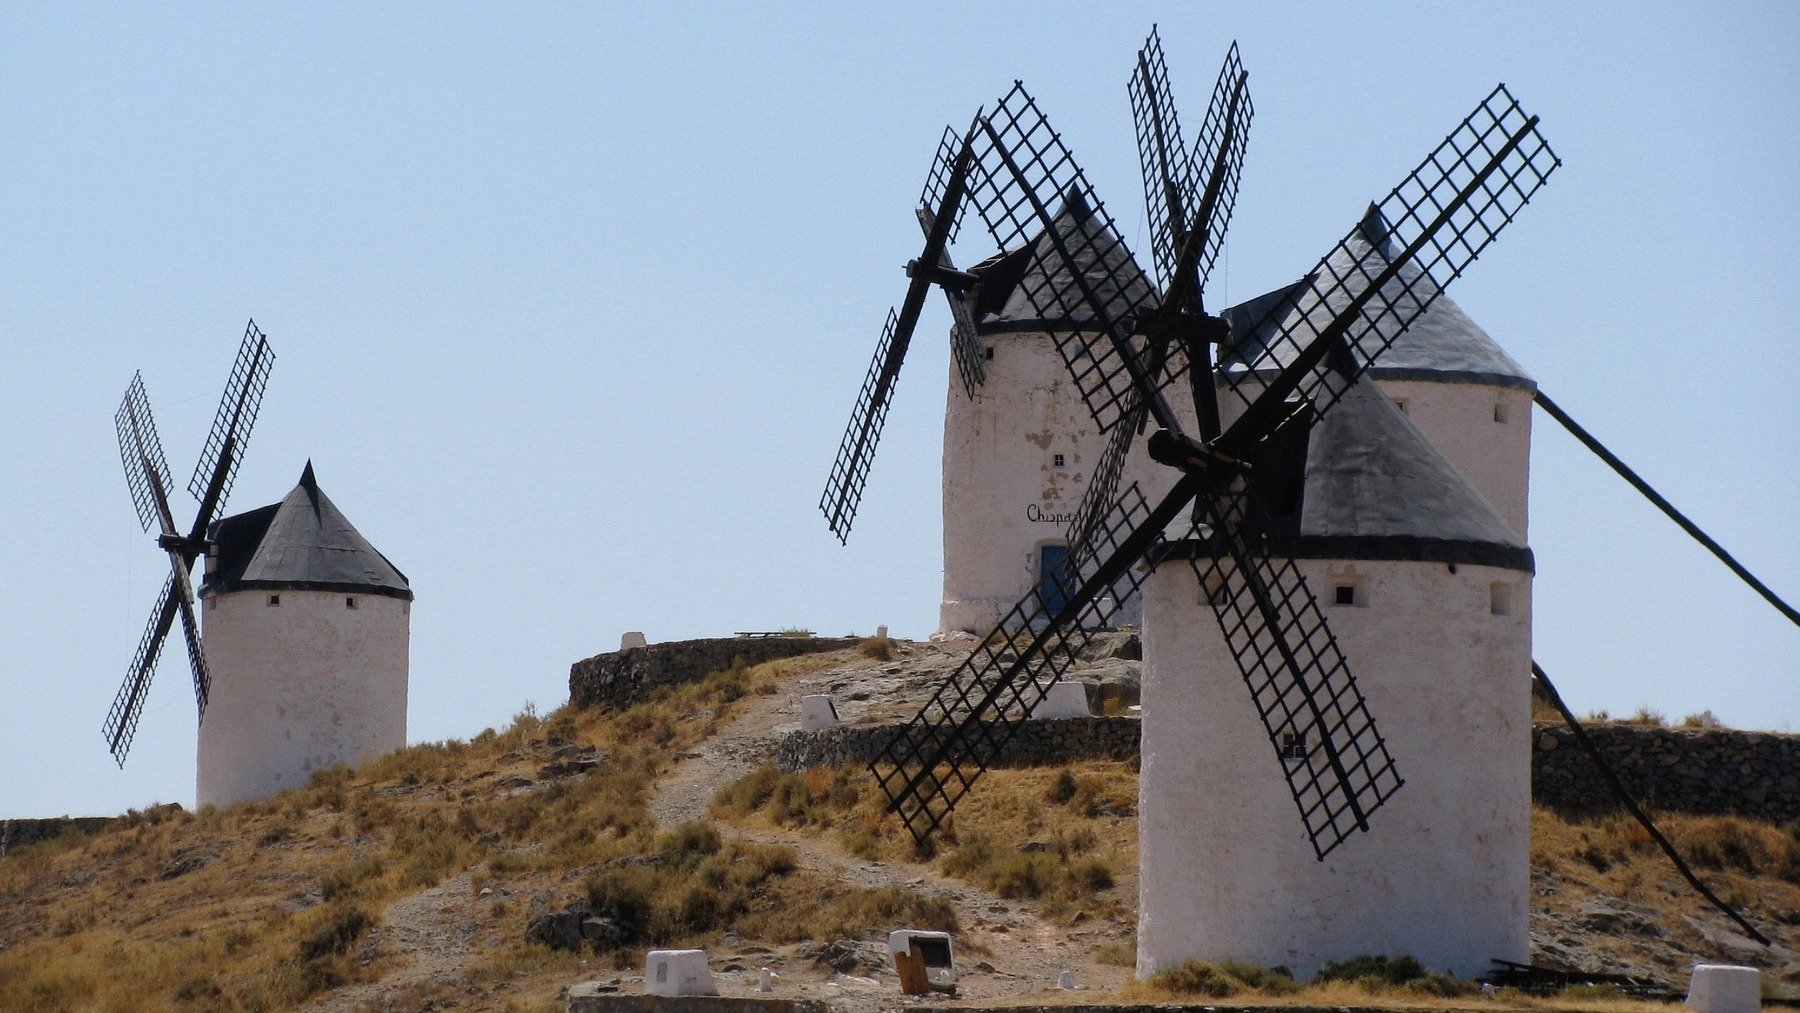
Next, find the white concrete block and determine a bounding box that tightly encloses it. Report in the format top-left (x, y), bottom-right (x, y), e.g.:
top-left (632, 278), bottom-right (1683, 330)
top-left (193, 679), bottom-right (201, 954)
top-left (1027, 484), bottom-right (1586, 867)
top-left (801, 694), bottom-right (840, 733)
top-left (620, 631), bottom-right (647, 651)
top-left (1031, 681), bottom-right (1090, 720)
top-left (1687, 964), bottom-right (1760, 1013)
top-left (645, 949), bottom-right (715, 997)
top-left (876, 625), bottom-right (888, 639)
top-left (889, 929), bottom-right (955, 982)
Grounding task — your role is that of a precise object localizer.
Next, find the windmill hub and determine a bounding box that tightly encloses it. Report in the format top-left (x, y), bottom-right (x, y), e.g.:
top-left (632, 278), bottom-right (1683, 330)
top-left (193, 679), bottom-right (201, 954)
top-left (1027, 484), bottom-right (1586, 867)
top-left (1133, 304), bottom-right (1230, 348)
top-left (903, 259), bottom-right (979, 292)
top-left (154, 533), bottom-right (212, 558)
top-left (1145, 428), bottom-right (1244, 476)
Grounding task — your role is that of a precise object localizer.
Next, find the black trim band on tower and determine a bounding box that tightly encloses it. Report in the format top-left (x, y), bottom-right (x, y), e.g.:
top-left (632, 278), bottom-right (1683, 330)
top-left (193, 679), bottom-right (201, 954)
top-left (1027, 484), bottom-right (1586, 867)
top-left (1153, 533), bottom-right (1535, 574)
top-left (200, 579), bottom-right (415, 603)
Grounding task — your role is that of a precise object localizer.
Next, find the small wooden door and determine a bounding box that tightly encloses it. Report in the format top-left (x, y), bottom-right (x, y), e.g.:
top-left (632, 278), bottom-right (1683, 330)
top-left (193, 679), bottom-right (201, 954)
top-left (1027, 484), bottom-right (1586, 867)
top-left (1037, 543), bottom-right (1072, 616)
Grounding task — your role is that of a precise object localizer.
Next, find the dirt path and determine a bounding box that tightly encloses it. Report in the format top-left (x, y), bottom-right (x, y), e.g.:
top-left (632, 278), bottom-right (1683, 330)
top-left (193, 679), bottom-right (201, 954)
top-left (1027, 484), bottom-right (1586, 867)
top-left (647, 657), bottom-right (1133, 1003)
top-left (311, 871), bottom-right (493, 1012)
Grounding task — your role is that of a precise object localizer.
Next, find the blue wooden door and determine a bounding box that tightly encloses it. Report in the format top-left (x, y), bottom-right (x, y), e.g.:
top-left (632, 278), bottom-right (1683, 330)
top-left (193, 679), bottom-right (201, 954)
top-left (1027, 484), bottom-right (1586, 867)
top-left (1037, 544), bottom-right (1072, 616)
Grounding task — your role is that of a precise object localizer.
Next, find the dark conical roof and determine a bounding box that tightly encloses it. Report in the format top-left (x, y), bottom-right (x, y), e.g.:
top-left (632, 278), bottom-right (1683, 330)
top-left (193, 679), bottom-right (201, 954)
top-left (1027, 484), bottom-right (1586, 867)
top-left (202, 462), bottom-right (412, 600)
top-left (1160, 376), bottom-right (1531, 572)
top-left (1219, 205), bottom-right (1534, 390)
top-left (973, 191), bottom-right (1158, 333)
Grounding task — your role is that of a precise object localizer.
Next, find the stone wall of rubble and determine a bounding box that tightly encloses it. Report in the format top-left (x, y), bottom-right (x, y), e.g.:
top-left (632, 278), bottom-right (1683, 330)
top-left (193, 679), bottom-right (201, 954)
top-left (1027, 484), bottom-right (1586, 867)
top-left (569, 636), bottom-right (859, 711)
top-left (773, 716), bottom-right (1800, 820)
top-left (0, 815), bottom-right (115, 856)
top-left (1531, 723), bottom-right (1800, 821)
top-left (771, 717), bottom-right (1141, 772)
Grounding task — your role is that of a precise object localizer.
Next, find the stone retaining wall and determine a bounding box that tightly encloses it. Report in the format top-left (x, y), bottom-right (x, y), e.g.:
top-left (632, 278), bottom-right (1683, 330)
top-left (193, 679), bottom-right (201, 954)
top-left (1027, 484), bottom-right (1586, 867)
top-left (774, 717), bottom-right (1800, 820)
top-left (1, 816), bottom-right (115, 856)
top-left (1532, 723), bottom-right (1800, 821)
top-left (570, 637), bottom-right (860, 711)
top-left (772, 717), bottom-right (1141, 772)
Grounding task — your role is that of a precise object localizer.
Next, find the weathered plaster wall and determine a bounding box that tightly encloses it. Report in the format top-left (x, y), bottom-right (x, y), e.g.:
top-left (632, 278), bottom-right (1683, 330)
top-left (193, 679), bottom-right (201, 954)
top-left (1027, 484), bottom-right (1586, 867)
top-left (569, 637), bottom-right (859, 711)
top-left (939, 331), bottom-right (1108, 634)
top-left (1136, 557), bottom-right (1533, 980)
top-left (198, 589), bottom-right (409, 808)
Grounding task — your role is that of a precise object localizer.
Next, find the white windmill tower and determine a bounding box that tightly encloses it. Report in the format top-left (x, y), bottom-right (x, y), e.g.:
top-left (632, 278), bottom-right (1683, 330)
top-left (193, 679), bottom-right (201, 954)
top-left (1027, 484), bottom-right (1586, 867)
top-left (1137, 376), bottom-right (1534, 977)
top-left (106, 325), bottom-right (411, 807)
top-left (197, 461), bottom-right (411, 806)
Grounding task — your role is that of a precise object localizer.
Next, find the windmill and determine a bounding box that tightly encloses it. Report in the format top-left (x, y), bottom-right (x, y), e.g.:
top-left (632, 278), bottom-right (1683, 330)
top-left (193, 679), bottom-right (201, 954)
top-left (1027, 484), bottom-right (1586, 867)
top-left (866, 32), bottom-right (1556, 862)
top-left (104, 322), bottom-right (274, 765)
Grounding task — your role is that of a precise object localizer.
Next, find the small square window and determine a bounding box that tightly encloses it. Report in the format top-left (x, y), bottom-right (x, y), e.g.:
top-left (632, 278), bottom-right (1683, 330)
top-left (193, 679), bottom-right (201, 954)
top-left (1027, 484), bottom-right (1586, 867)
top-left (1490, 582), bottom-right (1513, 616)
top-left (984, 346), bottom-right (994, 361)
top-left (1393, 398), bottom-right (1409, 415)
top-left (346, 597), bottom-right (358, 609)
top-left (267, 594), bottom-right (280, 606)
top-left (1202, 575), bottom-right (1229, 607)
top-left (1280, 732), bottom-right (1308, 762)
top-left (1052, 453), bottom-right (1065, 468)
top-left (1333, 584), bottom-right (1357, 607)
top-left (1493, 402), bottom-right (1510, 423)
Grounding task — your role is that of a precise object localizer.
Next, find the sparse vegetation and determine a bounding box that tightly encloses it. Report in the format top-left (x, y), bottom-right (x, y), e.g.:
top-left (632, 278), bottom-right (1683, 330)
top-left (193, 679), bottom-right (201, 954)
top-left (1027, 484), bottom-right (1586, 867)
top-left (0, 655), bottom-right (837, 1009)
top-left (714, 760), bottom-right (1134, 922)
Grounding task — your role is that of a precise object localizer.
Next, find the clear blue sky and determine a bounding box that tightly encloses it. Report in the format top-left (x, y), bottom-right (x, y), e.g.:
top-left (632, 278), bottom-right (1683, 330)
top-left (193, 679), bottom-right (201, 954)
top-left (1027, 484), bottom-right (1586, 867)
top-left (2, 4), bottom-right (1794, 818)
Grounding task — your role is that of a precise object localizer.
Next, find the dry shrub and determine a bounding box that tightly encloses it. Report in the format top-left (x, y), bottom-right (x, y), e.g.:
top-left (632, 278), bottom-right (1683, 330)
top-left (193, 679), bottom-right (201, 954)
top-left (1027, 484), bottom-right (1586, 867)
top-left (858, 636), bottom-right (896, 661)
top-left (297, 903), bottom-right (375, 962)
top-left (1560, 812), bottom-right (1800, 884)
top-left (712, 765), bottom-right (863, 828)
top-left (817, 884), bottom-right (959, 938)
top-left (1148, 958), bottom-right (1299, 997)
top-left (940, 829), bottom-right (1115, 902)
top-left (582, 838), bottom-right (799, 946)
top-left (1315, 953), bottom-right (1470, 997)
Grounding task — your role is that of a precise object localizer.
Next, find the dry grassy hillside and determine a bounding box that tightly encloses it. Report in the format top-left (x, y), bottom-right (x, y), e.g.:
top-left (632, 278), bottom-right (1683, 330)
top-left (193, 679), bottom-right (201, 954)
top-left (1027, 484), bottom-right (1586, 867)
top-left (2, 642), bottom-right (1796, 1012)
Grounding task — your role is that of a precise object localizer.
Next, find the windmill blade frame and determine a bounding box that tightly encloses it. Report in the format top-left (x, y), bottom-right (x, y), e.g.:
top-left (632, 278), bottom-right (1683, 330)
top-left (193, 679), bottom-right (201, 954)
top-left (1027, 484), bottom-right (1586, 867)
top-left (107, 320), bottom-right (276, 767)
top-left (962, 82), bottom-right (1177, 437)
top-left (104, 575), bottom-right (179, 764)
top-left (188, 320), bottom-right (274, 515)
top-left (170, 558), bottom-right (213, 715)
top-left (872, 475), bottom-right (1181, 843)
top-left (1061, 35), bottom-right (1254, 573)
top-left (1181, 488), bottom-right (1404, 858)
top-left (115, 373), bottom-right (175, 535)
top-left (820, 120), bottom-right (982, 544)
top-left (1215, 85), bottom-right (1557, 445)
top-left (919, 127), bottom-right (987, 398)
top-left (1132, 33), bottom-right (1251, 311)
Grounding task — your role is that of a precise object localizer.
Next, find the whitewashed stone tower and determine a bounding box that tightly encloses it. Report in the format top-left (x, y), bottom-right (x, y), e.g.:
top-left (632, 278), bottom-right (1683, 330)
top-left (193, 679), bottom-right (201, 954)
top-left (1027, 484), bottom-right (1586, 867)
top-left (1136, 379), bottom-right (1534, 979)
top-left (939, 198), bottom-right (1153, 634)
top-left (197, 462), bottom-right (411, 806)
